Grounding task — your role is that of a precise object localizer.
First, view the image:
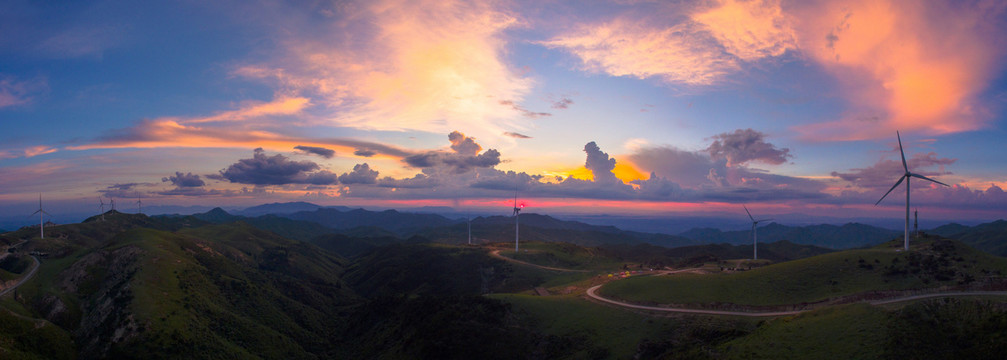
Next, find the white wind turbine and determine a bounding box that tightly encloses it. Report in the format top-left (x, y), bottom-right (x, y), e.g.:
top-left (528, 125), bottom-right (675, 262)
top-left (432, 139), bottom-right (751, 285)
top-left (31, 193), bottom-right (51, 239)
top-left (875, 132), bottom-right (949, 251)
top-left (744, 205), bottom-right (772, 260)
top-left (512, 194), bottom-right (524, 253)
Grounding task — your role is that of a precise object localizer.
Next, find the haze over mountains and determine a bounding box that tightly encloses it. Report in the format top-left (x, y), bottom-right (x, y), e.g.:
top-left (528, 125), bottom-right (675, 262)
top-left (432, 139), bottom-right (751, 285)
top-left (131, 202), bottom-right (1002, 251)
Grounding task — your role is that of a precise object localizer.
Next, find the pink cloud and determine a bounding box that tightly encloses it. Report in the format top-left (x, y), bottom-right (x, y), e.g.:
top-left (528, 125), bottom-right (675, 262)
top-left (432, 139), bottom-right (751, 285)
top-left (791, 0), bottom-right (1007, 140)
top-left (233, 0), bottom-right (534, 141)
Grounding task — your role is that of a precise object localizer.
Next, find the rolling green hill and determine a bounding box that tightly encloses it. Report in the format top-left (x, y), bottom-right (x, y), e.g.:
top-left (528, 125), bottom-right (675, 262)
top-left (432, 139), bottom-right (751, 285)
top-left (943, 220), bottom-right (1007, 256)
top-left (600, 238), bottom-right (1007, 307)
top-left (3, 215), bottom-right (358, 359)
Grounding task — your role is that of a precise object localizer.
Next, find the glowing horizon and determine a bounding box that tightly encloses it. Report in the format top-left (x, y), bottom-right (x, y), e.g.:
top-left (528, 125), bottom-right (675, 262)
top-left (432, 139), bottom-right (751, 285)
top-left (2, 0), bottom-right (1007, 223)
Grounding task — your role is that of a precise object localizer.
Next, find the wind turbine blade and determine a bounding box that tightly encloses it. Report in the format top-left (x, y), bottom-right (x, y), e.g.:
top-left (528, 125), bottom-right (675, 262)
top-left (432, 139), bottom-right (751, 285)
top-left (875, 176), bottom-right (906, 205)
top-left (743, 205), bottom-right (754, 221)
top-left (897, 131), bottom-right (908, 173)
top-left (31, 209), bottom-right (41, 216)
top-left (909, 173), bottom-right (950, 187)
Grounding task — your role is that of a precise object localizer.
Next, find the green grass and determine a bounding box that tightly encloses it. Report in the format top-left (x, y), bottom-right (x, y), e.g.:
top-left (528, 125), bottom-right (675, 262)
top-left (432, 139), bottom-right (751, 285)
top-left (0, 309), bottom-right (76, 359)
top-left (718, 303), bottom-right (888, 359)
top-left (506, 241), bottom-right (624, 271)
top-left (494, 294), bottom-right (665, 359)
top-left (600, 239), bottom-right (1007, 306)
top-left (494, 293), bottom-right (756, 359)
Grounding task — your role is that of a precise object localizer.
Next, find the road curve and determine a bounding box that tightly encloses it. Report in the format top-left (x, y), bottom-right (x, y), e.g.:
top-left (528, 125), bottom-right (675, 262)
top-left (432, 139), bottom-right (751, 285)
top-left (489, 249), bottom-right (592, 273)
top-left (586, 285), bottom-right (804, 317)
top-left (586, 284), bottom-right (1007, 317)
top-left (0, 255), bottom-right (40, 297)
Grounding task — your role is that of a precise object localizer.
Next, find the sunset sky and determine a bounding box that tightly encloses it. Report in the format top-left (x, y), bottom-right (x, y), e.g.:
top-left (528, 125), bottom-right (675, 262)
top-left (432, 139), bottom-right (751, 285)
top-left (2, 0), bottom-right (1007, 224)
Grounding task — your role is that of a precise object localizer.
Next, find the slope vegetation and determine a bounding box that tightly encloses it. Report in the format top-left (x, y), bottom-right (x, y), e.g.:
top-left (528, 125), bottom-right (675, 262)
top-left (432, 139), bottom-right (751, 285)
top-left (600, 238), bottom-right (1007, 307)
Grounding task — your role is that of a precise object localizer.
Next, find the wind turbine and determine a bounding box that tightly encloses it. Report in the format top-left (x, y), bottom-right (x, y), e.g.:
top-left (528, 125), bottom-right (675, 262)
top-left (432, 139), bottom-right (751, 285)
top-left (467, 215), bottom-right (472, 245)
top-left (97, 197), bottom-right (106, 221)
top-left (875, 131), bottom-right (949, 251)
top-left (512, 194), bottom-right (524, 253)
top-left (31, 193), bottom-right (51, 239)
top-left (136, 192), bottom-right (143, 214)
top-left (744, 205), bottom-right (772, 260)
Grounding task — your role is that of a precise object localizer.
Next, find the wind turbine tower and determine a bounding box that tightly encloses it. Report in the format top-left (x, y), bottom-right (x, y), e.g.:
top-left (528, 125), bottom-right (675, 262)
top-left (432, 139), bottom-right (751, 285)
top-left (744, 205), bottom-right (772, 260)
top-left (875, 132), bottom-right (950, 251)
top-left (512, 194), bottom-right (524, 253)
top-left (467, 215), bottom-right (472, 245)
top-left (31, 193), bottom-right (51, 239)
top-left (98, 197), bottom-right (106, 221)
top-left (136, 192), bottom-right (143, 214)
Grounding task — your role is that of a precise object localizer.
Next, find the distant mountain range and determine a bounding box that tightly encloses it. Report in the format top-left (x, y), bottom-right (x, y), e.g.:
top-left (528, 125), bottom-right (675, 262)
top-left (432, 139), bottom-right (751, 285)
top-left (930, 220), bottom-right (1007, 256)
top-left (678, 222), bottom-right (902, 249)
top-left (160, 202), bottom-right (1007, 251)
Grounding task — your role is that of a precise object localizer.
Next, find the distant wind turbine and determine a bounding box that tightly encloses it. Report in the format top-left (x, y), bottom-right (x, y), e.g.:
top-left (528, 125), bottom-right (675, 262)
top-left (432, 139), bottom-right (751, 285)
top-left (97, 197), bottom-right (106, 221)
top-left (744, 205), bottom-right (772, 260)
top-left (513, 194), bottom-right (524, 253)
top-left (875, 132), bottom-right (950, 251)
top-left (31, 193), bottom-right (51, 239)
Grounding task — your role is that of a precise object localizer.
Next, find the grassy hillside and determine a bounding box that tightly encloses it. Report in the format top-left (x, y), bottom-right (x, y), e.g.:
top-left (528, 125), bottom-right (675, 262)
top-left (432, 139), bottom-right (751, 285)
top-left (717, 304), bottom-right (888, 359)
top-left (496, 294), bottom-right (757, 360)
top-left (6, 218), bottom-right (357, 359)
top-left (600, 238), bottom-right (1007, 307)
top-left (946, 220), bottom-right (1007, 256)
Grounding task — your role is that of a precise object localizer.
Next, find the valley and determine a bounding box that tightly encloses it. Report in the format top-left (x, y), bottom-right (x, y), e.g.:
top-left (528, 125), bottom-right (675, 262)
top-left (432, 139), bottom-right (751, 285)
top-left (1, 205), bottom-right (1007, 359)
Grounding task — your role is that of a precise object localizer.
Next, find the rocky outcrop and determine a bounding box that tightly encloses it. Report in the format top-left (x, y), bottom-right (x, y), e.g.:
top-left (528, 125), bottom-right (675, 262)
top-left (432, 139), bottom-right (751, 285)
top-left (54, 245), bottom-right (145, 358)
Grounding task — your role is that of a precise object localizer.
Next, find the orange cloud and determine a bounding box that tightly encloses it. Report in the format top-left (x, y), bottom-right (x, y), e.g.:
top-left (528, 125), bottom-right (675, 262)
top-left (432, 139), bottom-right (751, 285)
top-left (792, 0), bottom-right (1007, 140)
top-left (691, 0), bottom-right (796, 61)
top-left (24, 145), bottom-right (57, 157)
top-left (236, 0), bottom-right (533, 142)
top-left (186, 96), bottom-right (311, 124)
top-left (542, 0), bottom-right (795, 86)
top-left (542, 18), bottom-right (736, 86)
top-left (553, 163), bottom-right (646, 184)
top-left (68, 118), bottom-right (413, 160)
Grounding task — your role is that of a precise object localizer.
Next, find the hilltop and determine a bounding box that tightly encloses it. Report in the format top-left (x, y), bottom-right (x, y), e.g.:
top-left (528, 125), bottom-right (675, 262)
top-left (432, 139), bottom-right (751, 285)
top-left (678, 222), bottom-right (900, 249)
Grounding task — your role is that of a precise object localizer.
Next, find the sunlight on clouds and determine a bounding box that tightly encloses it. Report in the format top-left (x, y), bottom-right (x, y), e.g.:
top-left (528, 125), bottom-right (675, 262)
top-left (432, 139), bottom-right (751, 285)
top-left (691, 0), bottom-right (796, 61)
top-left (68, 119), bottom-right (413, 160)
top-left (542, 19), bottom-right (735, 85)
top-left (187, 96), bottom-right (311, 124)
top-left (239, 0), bottom-right (532, 139)
top-left (542, 0), bottom-right (795, 86)
top-left (793, 0), bottom-right (1006, 140)
top-left (553, 163), bottom-right (646, 184)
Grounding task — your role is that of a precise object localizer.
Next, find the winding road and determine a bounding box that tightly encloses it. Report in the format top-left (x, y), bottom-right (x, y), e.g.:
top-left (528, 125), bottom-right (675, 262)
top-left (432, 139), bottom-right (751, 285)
top-left (489, 249), bottom-right (592, 273)
top-left (585, 284), bottom-right (1007, 317)
top-left (0, 255), bottom-right (40, 297)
